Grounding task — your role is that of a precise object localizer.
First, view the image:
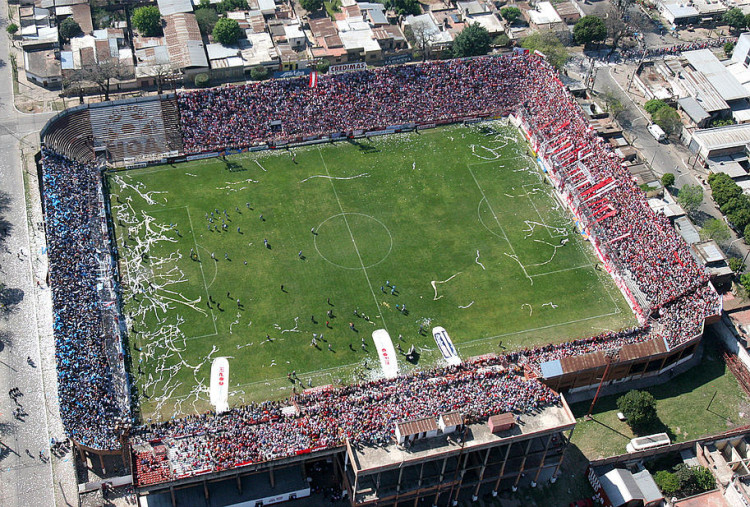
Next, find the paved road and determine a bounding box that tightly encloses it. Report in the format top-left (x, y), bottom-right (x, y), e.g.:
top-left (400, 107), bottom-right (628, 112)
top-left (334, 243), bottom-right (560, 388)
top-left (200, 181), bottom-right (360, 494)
top-left (591, 63), bottom-right (750, 261)
top-left (0, 2), bottom-right (76, 507)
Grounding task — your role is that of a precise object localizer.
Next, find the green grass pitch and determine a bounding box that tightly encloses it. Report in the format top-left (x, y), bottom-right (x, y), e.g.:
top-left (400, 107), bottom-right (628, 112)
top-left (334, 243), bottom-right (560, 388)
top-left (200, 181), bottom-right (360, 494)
top-left (108, 121), bottom-right (635, 420)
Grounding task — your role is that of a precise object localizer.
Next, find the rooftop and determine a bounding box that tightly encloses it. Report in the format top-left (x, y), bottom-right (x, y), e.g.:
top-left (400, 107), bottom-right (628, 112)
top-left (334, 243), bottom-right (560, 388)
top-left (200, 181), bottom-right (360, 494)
top-left (348, 397), bottom-right (575, 474)
top-left (163, 13), bottom-right (208, 69)
top-left (528, 1), bottom-right (563, 26)
top-left (683, 49), bottom-right (749, 102)
top-left (157, 0), bottom-right (195, 16)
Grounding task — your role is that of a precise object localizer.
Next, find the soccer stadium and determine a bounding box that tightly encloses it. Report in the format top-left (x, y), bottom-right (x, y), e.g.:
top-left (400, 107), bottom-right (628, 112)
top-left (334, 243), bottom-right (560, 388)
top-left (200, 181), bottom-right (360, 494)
top-left (39, 54), bottom-right (722, 506)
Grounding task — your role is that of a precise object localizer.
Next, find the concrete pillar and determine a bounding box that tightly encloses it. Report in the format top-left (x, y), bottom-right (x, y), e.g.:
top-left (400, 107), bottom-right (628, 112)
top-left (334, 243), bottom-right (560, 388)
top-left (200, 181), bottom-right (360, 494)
top-left (417, 461), bottom-right (425, 489)
top-left (98, 453), bottom-right (106, 474)
top-left (236, 474), bottom-right (242, 494)
top-left (473, 446), bottom-right (492, 499)
top-left (170, 485), bottom-right (176, 507)
top-left (203, 479), bottom-right (209, 500)
top-left (269, 465), bottom-right (275, 488)
top-left (493, 443), bottom-right (512, 492)
top-left (513, 439), bottom-right (533, 488)
top-left (396, 465), bottom-right (404, 493)
top-left (533, 433), bottom-right (554, 485)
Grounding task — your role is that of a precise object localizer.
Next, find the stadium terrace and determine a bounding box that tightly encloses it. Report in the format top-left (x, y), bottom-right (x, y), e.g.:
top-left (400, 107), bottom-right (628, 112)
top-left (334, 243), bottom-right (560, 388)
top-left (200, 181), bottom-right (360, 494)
top-left (39, 55), bottom-right (720, 480)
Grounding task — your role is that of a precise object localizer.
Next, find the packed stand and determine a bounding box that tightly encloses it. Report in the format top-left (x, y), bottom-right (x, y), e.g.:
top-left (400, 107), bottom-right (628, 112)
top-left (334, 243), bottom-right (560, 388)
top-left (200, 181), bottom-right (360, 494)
top-left (176, 57), bottom-right (532, 153)
top-left (131, 363), bottom-right (559, 485)
top-left (42, 148), bottom-right (121, 450)
top-left (517, 59), bottom-right (714, 314)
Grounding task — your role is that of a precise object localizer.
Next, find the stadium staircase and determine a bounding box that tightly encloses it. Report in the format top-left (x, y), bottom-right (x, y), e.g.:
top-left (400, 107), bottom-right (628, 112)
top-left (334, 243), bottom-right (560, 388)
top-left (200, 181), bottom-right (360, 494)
top-left (160, 97), bottom-right (183, 154)
top-left (43, 109), bottom-right (95, 162)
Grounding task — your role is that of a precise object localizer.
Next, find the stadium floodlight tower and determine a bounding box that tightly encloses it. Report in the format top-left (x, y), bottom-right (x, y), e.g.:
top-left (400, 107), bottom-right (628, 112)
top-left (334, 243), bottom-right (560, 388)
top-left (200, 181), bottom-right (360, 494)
top-left (585, 347), bottom-right (621, 420)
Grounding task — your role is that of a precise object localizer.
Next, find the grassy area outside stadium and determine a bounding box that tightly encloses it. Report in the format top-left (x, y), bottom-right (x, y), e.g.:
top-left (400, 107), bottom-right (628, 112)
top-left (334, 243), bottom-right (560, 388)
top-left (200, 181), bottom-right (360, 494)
top-left (108, 121), bottom-right (635, 421)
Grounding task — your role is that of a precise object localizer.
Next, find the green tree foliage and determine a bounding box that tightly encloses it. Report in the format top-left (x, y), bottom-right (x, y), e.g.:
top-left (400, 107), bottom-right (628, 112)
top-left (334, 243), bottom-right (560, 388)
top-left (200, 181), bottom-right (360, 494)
top-left (500, 6), bottom-right (522, 24)
top-left (724, 7), bottom-right (747, 32)
top-left (729, 257), bottom-right (746, 273)
top-left (194, 73), bottom-right (210, 87)
top-left (217, 0), bottom-right (249, 13)
top-left (382, 0), bottom-right (421, 16)
top-left (652, 105), bottom-right (681, 135)
top-left (573, 16), bottom-right (607, 46)
top-left (693, 466), bottom-right (716, 492)
top-left (6, 23), bottom-right (18, 36)
top-left (616, 390), bottom-right (657, 432)
top-left (602, 91), bottom-right (624, 119)
top-left (654, 470), bottom-right (680, 496)
top-left (708, 172), bottom-right (743, 209)
top-left (250, 65), bottom-right (269, 81)
top-left (699, 218), bottom-right (731, 244)
top-left (195, 8), bottom-right (219, 36)
top-left (493, 33), bottom-right (511, 47)
top-left (59, 17), bottom-right (82, 42)
top-left (644, 99), bottom-right (668, 115)
top-left (213, 18), bottom-right (242, 45)
top-left (741, 273), bottom-right (750, 290)
top-left (725, 41), bottom-right (736, 57)
top-left (661, 173), bottom-right (675, 187)
top-left (452, 23), bottom-right (491, 58)
top-left (677, 184), bottom-right (704, 215)
top-left (300, 0), bottom-right (324, 11)
top-left (132, 6), bottom-right (162, 37)
top-left (521, 32), bottom-right (569, 70)
top-left (316, 59), bottom-right (330, 73)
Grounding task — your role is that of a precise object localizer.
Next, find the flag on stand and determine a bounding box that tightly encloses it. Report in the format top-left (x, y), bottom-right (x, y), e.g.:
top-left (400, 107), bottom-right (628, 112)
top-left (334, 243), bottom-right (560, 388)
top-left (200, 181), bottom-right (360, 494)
top-left (309, 71), bottom-right (318, 88)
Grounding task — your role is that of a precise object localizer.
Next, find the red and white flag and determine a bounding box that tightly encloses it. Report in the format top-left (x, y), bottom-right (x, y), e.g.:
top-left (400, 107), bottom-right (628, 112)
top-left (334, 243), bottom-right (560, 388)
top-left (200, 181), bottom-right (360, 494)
top-left (309, 71), bottom-right (318, 88)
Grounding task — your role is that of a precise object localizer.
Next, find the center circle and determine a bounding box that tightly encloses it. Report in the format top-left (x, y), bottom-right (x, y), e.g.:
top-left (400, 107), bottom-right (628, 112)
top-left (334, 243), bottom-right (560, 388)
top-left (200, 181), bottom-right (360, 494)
top-left (314, 213), bottom-right (393, 270)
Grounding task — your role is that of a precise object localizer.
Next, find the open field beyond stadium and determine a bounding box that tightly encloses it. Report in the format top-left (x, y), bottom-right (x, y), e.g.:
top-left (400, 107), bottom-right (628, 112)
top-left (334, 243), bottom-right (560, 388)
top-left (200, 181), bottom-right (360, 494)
top-left (109, 122), bottom-right (635, 420)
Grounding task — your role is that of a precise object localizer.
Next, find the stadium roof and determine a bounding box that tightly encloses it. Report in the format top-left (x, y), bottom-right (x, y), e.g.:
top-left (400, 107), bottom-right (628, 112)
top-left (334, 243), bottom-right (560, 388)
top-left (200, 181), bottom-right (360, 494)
top-left (683, 49), bottom-right (749, 102)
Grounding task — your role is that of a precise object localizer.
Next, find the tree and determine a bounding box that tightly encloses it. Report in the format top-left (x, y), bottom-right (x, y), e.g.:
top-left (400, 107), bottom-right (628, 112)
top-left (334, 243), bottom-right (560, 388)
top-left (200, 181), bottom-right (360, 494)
top-left (404, 22), bottom-right (436, 62)
top-left (729, 257), bottom-right (746, 273)
top-left (151, 63), bottom-right (176, 94)
top-left (573, 16), bottom-right (607, 46)
top-left (250, 65), bottom-right (269, 81)
top-left (213, 18), bottom-right (242, 45)
top-left (726, 41), bottom-right (736, 58)
top-left (677, 184), bottom-right (704, 215)
top-left (616, 390), bottom-right (657, 432)
top-left (654, 470), bottom-right (680, 496)
top-left (604, 7), bottom-right (630, 58)
top-left (644, 99), bottom-right (668, 115)
top-left (521, 32), bottom-right (569, 70)
top-left (601, 91), bottom-right (624, 120)
top-left (384, 0), bottom-right (421, 16)
top-left (59, 17), bottom-right (82, 42)
top-left (316, 59), bottom-right (330, 73)
top-left (452, 23), bottom-right (491, 58)
top-left (661, 173), bottom-right (675, 187)
top-left (692, 466), bottom-right (716, 493)
top-left (195, 8), bottom-right (219, 36)
top-left (6, 23), bottom-right (18, 36)
top-left (493, 33), bottom-right (510, 47)
top-left (709, 172), bottom-right (743, 208)
top-left (77, 60), bottom-right (131, 101)
top-left (217, 0), bottom-right (249, 13)
top-left (194, 72), bottom-right (210, 88)
top-left (741, 273), bottom-right (750, 291)
top-left (299, 0), bottom-right (323, 11)
top-left (132, 6), bottom-right (162, 37)
top-left (500, 7), bottom-right (522, 24)
top-left (724, 8), bottom-right (747, 32)
top-left (700, 218), bottom-right (731, 245)
top-left (652, 105), bottom-right (681, 135)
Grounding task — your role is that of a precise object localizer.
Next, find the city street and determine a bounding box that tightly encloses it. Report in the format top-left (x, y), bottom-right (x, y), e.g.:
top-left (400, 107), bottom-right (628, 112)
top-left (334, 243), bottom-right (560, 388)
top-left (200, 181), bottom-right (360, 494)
top-left (0, 2), bottom-right (76, 506)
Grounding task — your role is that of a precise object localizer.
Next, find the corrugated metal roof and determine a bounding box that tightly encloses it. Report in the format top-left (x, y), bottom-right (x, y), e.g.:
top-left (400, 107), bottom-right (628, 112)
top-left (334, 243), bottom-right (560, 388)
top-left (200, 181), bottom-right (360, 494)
top-left (708, 159), bottom-right (747, 178)
top-left (396, 417), bottom-right (437, 436)
top-left (678, 69), bottom-right (729, 113)
top-left (684, 49), bottom-right (749, 102)
top-left (560, 350), bottom-right (606, 373)
top-left (675, 216), bottom-right (701, 244)
top-left (157, 0), bottom-right (194, 16)
top-left (692, 123), bottom-right (750, 152)
top-left (164, 13), bottom-right (208, 69)
top-left (619, 338), bottom-right (667, 362)
top-left (540, 359), bottom-right (563, 378)
top-left (677, 96), bottom-right (711, 124)
top-left (440, 412), bottom-right (463, 427)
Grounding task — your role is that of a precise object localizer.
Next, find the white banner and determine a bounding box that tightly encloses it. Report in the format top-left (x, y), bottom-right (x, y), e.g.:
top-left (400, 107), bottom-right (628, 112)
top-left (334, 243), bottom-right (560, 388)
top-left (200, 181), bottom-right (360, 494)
top-left (372, 329), bottom-right (399, 378)
top-left (210, 357), bottom-right (229, 413)
top-left (432, 327), bottom-right (461, 366)
top-left (329, 62), bottom-right (366, 75)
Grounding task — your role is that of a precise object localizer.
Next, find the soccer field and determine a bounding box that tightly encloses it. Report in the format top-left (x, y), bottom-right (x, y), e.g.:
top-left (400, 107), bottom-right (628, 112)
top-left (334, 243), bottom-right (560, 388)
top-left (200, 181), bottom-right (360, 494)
top-left (109, 121), bottom-right (635, 420)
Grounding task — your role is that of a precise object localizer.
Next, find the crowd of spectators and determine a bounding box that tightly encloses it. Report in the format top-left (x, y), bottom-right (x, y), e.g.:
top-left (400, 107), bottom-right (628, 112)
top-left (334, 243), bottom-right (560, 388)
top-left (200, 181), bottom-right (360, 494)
top-left (131, 363), bottom-right (559, 484)
top-left (44, 55), bottom-right (720, 465)
top-left (619, 37), bottom-right (736, 61)
top-left (41, 149), bottom-right (121, 449)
